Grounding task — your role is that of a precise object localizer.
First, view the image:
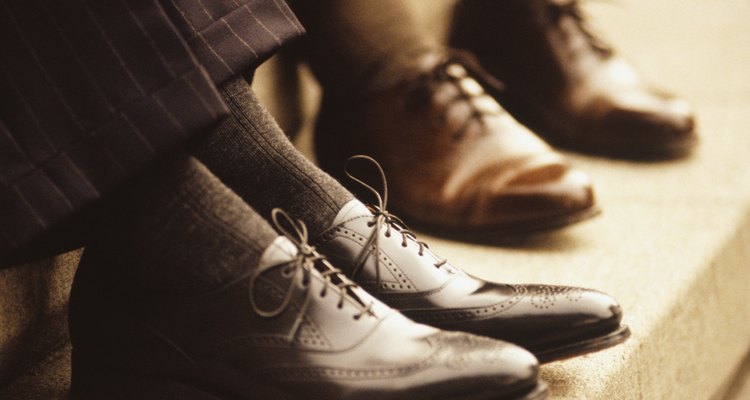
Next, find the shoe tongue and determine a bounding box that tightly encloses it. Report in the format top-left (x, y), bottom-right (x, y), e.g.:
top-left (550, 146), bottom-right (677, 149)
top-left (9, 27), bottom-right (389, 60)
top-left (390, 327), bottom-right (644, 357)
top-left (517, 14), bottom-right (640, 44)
top-left (258, 236), bottom-right (299, 268)
top-left (332, 199), bottom-right (372, 226)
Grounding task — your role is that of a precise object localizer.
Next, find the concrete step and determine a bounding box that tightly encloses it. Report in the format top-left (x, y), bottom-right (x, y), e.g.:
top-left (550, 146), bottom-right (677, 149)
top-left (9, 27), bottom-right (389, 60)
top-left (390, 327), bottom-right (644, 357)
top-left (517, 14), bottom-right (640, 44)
top-left (722, 350), bottom-right (750, 400)
top-left (1, 0), bottom-right (749, 398)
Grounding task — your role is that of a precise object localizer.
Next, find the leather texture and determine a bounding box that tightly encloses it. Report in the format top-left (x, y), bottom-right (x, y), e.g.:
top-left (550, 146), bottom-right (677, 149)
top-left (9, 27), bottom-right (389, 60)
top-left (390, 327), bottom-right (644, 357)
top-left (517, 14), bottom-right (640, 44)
top-left (450, 0), bottom-right (697, 159)
top-left (316, 200), bottom-right (629, 363)
top-left (69, 232), bottom-right (546, 399)
top-left (314, 50), bottom-right (598, 236)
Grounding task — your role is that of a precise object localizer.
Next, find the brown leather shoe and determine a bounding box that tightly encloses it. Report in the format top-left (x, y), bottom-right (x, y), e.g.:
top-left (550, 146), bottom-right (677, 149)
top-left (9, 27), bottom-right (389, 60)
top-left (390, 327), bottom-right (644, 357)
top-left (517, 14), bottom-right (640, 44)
top-left (315, 51), bottom-right (598, 237)
top-left (450, 0), bottom-right (697, 159)
top-left (69, 210), bottom-right (547, 400)
top-left (315, 158), bottom-right (630, 363)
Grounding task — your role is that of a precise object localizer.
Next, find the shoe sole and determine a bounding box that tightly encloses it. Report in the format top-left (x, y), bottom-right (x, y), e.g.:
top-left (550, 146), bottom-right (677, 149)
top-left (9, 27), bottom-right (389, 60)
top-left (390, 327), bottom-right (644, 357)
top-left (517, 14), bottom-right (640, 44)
top-left (546, 131), bottom-right (698, 161)
top-left (517, 381), bottom-right (549, 400)
top-left (397, 204), bottom-right (602, 244)
top-left (494, 95), bottom-right (699, 161)
top-left (429, 380), bottom-right (548, 400)
top-left (531, 324), bottom-right (631, 364)
top-left (70, 369), bottom-right (549, 400)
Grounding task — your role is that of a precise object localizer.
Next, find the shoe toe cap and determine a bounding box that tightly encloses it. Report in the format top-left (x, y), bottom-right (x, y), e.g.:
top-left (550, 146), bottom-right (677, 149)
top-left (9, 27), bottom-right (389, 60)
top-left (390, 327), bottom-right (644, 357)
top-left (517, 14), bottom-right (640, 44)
top-left (428, 331), bottom-right (540, 392)
top-left (588, 94), bottom-right (698, 158)
top-left (517, 285), bottom-right (624, 346)
top-left (465, 161), bottom-right (596, 229)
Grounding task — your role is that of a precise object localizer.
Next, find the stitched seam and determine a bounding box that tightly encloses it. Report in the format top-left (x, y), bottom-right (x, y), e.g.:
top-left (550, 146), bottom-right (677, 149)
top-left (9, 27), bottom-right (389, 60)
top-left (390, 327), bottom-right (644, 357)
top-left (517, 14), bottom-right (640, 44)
top-left (337, 227), bottom-right (418, 290)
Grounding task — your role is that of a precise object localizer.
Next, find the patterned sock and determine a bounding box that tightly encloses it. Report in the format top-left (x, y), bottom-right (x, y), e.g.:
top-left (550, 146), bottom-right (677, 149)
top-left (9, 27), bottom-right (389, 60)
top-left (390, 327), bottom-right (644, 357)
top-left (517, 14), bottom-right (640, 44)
top-left (192, 77), bottom-right (353, 240)
top-left (99, 153), bottom-right (279, 291)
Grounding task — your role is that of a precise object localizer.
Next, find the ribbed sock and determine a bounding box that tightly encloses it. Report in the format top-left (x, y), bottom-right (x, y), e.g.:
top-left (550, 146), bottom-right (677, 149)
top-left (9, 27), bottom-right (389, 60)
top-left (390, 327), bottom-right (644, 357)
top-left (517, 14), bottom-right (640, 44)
top-left (98, 153), bottom-right (279, 292)
top-left (192, 77), bottom-right (353, 240)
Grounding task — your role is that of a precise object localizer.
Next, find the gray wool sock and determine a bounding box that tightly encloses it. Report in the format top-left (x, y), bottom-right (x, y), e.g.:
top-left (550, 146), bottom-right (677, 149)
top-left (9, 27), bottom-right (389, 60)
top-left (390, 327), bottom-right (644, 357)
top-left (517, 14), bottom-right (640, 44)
top-left (192, 77), bottom-right (354, 240)
top-left (100, 153), bottom-right (279, 292)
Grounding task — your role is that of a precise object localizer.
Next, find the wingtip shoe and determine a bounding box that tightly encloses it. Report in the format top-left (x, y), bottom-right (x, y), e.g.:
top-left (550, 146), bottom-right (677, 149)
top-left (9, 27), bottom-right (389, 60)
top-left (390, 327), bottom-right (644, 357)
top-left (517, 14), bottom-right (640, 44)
top-left (69, 210), bottom-right (547, 399)
top-left (449, 0), bottom-right (698, 160)
top-left (314, 50), bottom-right (599, 237)
top-left (314, 160), bottom-right (630, 363)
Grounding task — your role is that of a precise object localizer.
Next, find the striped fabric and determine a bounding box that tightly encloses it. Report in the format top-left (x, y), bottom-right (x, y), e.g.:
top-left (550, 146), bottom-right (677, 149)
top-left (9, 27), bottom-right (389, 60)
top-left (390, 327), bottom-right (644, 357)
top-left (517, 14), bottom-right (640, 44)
top-left (0, 0), bottom-right (303, 258)
top-left (163, 0), bottom-right (305, 83)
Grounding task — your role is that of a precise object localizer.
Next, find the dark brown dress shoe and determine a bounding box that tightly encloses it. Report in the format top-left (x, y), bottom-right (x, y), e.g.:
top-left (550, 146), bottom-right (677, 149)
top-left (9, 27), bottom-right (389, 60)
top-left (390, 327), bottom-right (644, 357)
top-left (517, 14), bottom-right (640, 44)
top-left (450, 0), bottom-right (697, 159)
top-left (69, 211), bottom-right (546, 400)
top-left (314, 158), bottom-right (629, 363)
top-left (314, 51), bottom-right (598, 237)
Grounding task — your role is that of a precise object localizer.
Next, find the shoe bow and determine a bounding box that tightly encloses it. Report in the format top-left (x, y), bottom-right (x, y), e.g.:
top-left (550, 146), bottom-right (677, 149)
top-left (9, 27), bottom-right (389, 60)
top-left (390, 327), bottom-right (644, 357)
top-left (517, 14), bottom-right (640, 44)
top-left (250, 208), bottom-right (374, 341)
top-left (344, 155), bottom-right (451, 295)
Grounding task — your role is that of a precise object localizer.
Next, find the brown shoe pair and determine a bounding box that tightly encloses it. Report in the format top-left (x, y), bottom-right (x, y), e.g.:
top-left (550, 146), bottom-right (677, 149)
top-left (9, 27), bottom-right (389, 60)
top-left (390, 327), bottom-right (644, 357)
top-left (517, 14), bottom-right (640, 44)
top-left (315, 0), bottom-right (696, 236)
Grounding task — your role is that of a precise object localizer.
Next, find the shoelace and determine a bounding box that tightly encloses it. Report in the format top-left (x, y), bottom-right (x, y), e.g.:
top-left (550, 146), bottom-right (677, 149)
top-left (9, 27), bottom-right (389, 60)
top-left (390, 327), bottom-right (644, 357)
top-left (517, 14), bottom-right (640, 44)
top-left (249, 208), bottom-right (374, 342)
top-left (405, 51), bottom-right (507, 141)
top-left (344, 155), bottom-right (449, 294)
top-left (550, 0), bottom-right (614, 56)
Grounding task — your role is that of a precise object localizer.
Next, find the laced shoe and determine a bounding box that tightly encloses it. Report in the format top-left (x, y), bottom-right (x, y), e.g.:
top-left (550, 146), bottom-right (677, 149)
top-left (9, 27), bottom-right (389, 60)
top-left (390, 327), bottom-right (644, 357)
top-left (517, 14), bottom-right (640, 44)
top-left (450, 0), bottom-right (697, 159)
top-left (315, 157), bottom-right (630, 363)
top-left (69, 209), bottom-right (546, 399)
top-left (314, 50), bottom-right (598, 237)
